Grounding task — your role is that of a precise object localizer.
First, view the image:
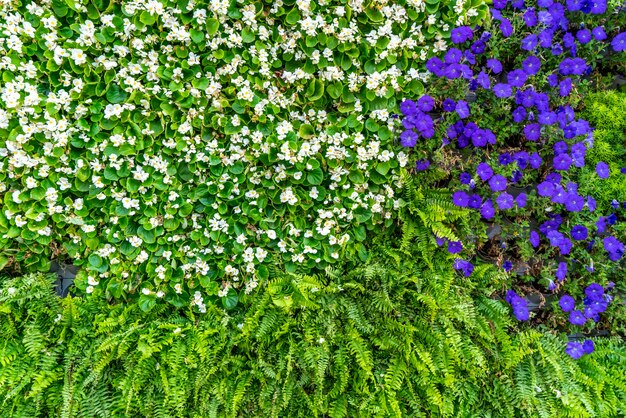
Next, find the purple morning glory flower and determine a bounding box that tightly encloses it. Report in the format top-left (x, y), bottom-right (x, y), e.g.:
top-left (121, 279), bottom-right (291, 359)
top-left (529, 153), bottom-right (542, 169)
top-left (592, 27), bottom-right (607, 41)
top-left (571, 225), bottom-right (588, 240)
top-left (417, 95), bottom-right (434, 112)
top-left (415, 159), bottom-right (430, 171)
top-left (513, 106), bottom-right (527, 123)
top-left (448, 241), bottom-right (463, 254)
top-left (566, 341), bottom-right (585, 359)
top-left (443, 98), bottom-right (456, 112)
top-left (508, 70), bottom-right (528, 88)
top-left (522, 56), bottom-right (541, 76)
top-left (603, 237), bottom-right (625, 261)
top-left (488, 175), bottom-right (507, 192)
top-left (530, 230), bottom-right (540, 248)
top-left (503, 261), bottom-right (513, 272)
top-left (577, 29), bottom-right (592, 44)
top-left (553, 154), bottom-right (572, 171)
top-left (596, 162), bottom-right (610, 179)
top-left (486, 59), bottom-right (503, 73)
top-left (456, 100), bottom-right (471, 119)
top-left (400, 100), bottom-right (417, 116)
top-left (585, 283), bottom-right (605, 301)
top-left (559, 295), bottom-right (576, 312)
top-left (596, 216), bottom-right (607, 234)
top-left (523, 8), bottom-right (537, 26)
top-left (493, 83), bottom-right (512, 98)
top-left (607, 213), bottom-right (617, 226)
top-left (496, 192), bottom-right (514, 210)
top-left (453, 258), bottom-right (474, 277)
top-left (611, 31), bottom-right (626, 52)
top-left (460, 172), bottom-right (472, 184)
top-left (559, 78), bottom-right (572, 97)
top-left (537, 181), bottom-right (555, 197)
top-left (516, 192), bottom-right (527, 208)
top-left (500, 19), bottom-right (513, 37)
top-left (481, 199), bottom-right (495, 219)
top-left (583, 340), bottom-right (594, 354)
top-left (452, 190), bottom-right (470, 207)
top-left (556, 262), bottom-right (568, 281)
top-left (565, 193), bottom-right (585, 212)
top-left (468, 194), bottom-right (482, 209)
top-left (426, 57), bottom-right (445, 76)
top-left (521, 34), bottom-right (539, 51)
top-left (400, 130), bottom-right (419, 147)
top-left (476, 71), bottom-right (491, 89)
top-left (477, 163), bottom-right (493, 181)
top-left (524, 123), bottom-right (541, 141)
top-left (569, 310), bottom-right (587, 326)
top-left (587, 196), bottom-right (597, 212)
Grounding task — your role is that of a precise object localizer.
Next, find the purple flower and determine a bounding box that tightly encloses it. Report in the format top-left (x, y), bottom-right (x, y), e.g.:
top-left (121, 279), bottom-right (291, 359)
top-left (585, 283), bottom-right (605, 301)
top-left (486, 59), bottom-right (503, 73)
top-left (443, 98), bottom-right (456, 112)
top-left (493, 83), bottom-right (512, 98)
top-left (565, 193), bottom-right (585, 212)
top-left (556, 262), bottom-right (568, 281)
top-left (496, 192), bottom-right (514, 210)
top-left (453, 258), bottom-right (474, 277)
top-left (587, 196), bottom-right (597, 212)
top-left (400, 100), bottom-right (417, 116)
top-left (488, 175), bottom-right (507, 192)
top-left (503, 261), bottom-right (513, 272)
top-left (508, 70), bottom-right (528, 88)
top-left (611, 31), bottom-right (626, 52)
top-left (592, 27), bottom-right (607, 41)
top-left (476, 71), bottom-right (491, 89)
top-left (415, 159), bottom-right (431, 171)
top-left (417, 95), bottom-right (435, 112)
top-left (529, 153), bottom-right (542, 169)
top-left (516, 193), bottom-right (527, 208)
top-left (521, 34), bottom-right (539, 51)
top-left (400, 130), bottom-right (419, 147)
top-left (569, 310), bottom-right (587, 326)
top-left (603, 236), bottom-right (625, 261)
top-left (559, 78), bottom-right (572, 97)
top-left (522, 56), bottom-right (541, 76)
top-left (553, 154), bottom-right (572, 171)
top-left (524, 123), bottom-right (541, 141)
top-left (435, 236), bottom-right (446, 247)
top-left (523, 8), bottom-right (537, 26)
top-left (500, 19), bottom-right (513, 37)
top-left (577, 29), bottom-right (592, 45)
top-left (452, 190), bottom-right (470, 207)
top-left (477, 163), bottom-right (494, 181)
top-left (537, 181), bottom-right (556, 197)
top-left (454, 26), bottom-right (474, 43)
top-left (566, 341), bottom-right (585, 359)
top-left (456, 100), bottom-right (471, 119)
top-left (448, 241), bottom-right (463, 254)
top-left (513, 306), bottom-right (530, 321)
top-left (530, 230), bottom-right (540, 248)
top-left (559, 295), bottom-right (576, 312)
top-left (571, 225), bottom-right (588, 240)
top-left (596, 162), bottom-right (610, 179)
top-left (426, 57), bottom-right (445, 76)
top-left (513, 106), bottom-right (527, 123)
top-left (444, 48), bottom-right (463, 65)
top-left (460, 172), bottom-right (472, 184)
top-left (481, 199), bottom-right (495, 219)
top-left (596, 216), bottom-right (607, 234)
top-left (468, 194), bottom-right (482, 209)
top-left (590, 0), bottom-right (607, 13)
top-left (583, 340), bottom-right (594, 354)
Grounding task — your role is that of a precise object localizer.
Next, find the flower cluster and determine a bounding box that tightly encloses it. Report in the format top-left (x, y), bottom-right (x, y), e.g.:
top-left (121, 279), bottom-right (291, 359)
top-left (0, 0), bottom-right (491, 309)
top-left (397, 0), bottom-right (625, 357)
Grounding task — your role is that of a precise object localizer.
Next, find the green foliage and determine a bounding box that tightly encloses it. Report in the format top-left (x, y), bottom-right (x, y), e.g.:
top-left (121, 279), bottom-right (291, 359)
top-left (1, 261), bottom-right (625, 417)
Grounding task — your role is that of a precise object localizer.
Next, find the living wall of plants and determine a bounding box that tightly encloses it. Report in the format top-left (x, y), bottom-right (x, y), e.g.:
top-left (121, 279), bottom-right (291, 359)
top-left (0, 0), bottom-right (625, 415)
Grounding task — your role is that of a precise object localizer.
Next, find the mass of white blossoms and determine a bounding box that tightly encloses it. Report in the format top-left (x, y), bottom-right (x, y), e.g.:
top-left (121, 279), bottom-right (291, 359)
top-left (0, 0), bottom-right (487, 310)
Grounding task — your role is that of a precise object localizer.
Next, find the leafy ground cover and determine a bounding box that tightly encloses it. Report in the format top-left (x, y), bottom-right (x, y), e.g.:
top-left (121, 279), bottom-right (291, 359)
top-left (0, 0), bottom-right (625, 416)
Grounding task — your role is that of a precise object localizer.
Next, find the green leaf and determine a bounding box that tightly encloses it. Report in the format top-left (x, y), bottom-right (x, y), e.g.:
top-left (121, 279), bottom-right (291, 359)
top-left (222, 288), bottom-right (238, 310)
top-left (190, 28), bottom-right (204, 44)
top-left (257, 265), bottom-right (269, 281)
top-left (88, 254), bottom-right (102, 268)
top-left (139, 294), bottom-right (157, 312)
top-left (298, 123), bottom-right (315, 139)
top-left (140, 11), bottom-right (156, 25)
top-left (307, 168), bottom-right (324, 185)
top-left (106, 84), bottom-right (128, 104)
top-left (286, 8), bottom-right (300, 25)
top-left (365, 119), bottom-right (379, 132)
top-left (349, 171), bottom-right (365, 184)
top-left (365, 7), bottom-right (384, 22)
top-left (206, 18), bottom-right (219, 35)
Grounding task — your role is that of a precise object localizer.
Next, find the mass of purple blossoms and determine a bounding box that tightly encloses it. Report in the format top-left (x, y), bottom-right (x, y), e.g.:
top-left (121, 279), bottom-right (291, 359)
top-left (398, 0), bottom-right (624, 360)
